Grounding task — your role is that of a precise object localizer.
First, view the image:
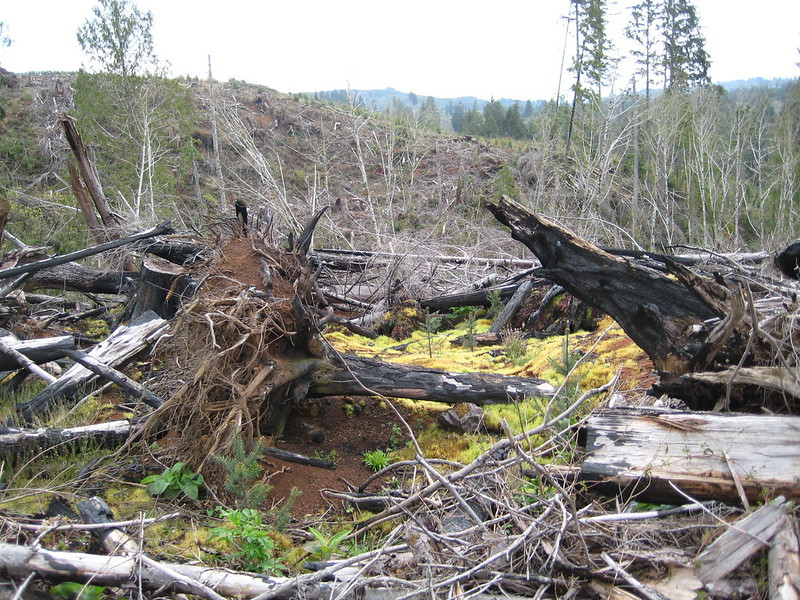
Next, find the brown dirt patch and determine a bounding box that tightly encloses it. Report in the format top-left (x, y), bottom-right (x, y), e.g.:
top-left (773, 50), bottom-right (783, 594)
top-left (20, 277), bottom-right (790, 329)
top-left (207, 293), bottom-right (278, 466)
top-left (266, 396), bottom-right (433, 519)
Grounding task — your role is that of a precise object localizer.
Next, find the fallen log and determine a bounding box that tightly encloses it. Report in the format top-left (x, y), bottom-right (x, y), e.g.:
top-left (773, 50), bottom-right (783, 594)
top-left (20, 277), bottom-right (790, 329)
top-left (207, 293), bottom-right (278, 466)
top-left (16, 311), bottom-right (169, 423)
top-left (0, 221), bottom-right (173, 281)
top-left (0, 419), bottom-right (133, 455)
top-left (309, 354), bottom-right (555, 405)
top-left (420, 283), bottom-right (519, 312)
top-left (24, 263), bottom-right (138, 294)
top-left (485, 195), bottom-right (722, 376)
top-left (768, 514), bottom-right (800, 600)
top-left (0, 335), bottom-right (75, 371)
top-left (579, 408), bottom-right (800, 504)
top-left (488, 279), bottom-right (535, 334)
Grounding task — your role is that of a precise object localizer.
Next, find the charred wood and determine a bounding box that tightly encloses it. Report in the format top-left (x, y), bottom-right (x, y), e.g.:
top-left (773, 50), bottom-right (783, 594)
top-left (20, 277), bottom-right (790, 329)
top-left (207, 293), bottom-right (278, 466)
top-left (0, 335), bottom-right (75, 371)
top-left (310, 354), bottom-right (555, 405)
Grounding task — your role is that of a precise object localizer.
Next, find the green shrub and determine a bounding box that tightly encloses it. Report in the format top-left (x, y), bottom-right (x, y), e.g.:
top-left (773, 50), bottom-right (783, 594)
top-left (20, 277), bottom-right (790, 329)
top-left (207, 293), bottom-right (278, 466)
top-left (213, 428), bottom-right (271, 509)
top-left (141, 462), bottom-right (204, 500)
top-left (210, 508), bottom-right (285, 574)
top-left (362, 449), bottom-right (390, 472)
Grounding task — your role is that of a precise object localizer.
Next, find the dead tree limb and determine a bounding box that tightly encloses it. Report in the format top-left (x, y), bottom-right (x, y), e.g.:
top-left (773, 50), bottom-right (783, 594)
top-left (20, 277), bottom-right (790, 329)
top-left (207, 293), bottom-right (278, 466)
top-left (24, 263), bottom-right (138, 294)
top-left (0, 419), bottom-right (133, 455)
top-left (64, 349), bottom-right (162, 409)
top-left (0, 222), bottom-right (173, 281)
top-left (310, 354), bottom-right (555, 405)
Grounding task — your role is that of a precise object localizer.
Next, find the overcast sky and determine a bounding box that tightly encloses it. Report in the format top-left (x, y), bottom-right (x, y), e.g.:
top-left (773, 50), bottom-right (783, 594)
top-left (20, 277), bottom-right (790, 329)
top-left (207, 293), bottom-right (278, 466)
top-left (2, 1), bottom-right (798, 101)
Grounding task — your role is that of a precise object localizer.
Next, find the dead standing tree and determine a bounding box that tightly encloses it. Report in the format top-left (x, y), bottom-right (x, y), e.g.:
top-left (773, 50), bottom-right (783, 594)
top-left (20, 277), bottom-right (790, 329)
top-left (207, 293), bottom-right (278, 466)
top-left (486, 195), bottom-right (798, 411)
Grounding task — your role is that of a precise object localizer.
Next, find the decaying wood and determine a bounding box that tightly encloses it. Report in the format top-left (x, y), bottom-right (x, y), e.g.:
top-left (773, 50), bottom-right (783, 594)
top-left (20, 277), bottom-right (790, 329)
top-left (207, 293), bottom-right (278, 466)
top-left (24, 262), bottom-right (138, 294)
top-left (579, 408), bottom-right (800, 504)
top-left (420, 283), bottom-right (520, 312)
top-left (488, 278), bottom-right (535, 334)
top-left (0, 335), bottom-right (75, 371)
top-left (485, 195), bottom-right (722, 375)
top-left (0, 337), bottom-right (57, 384)
top-left (768, 514), bottom-right (800, 600)
top-left (16, 311), bottom-right (169, 423)
top-left (0, 221), bottom-right (173, 282)
top-left (695, 497), bottom-right (791, 585)
top-left (130, 257), bottom-right (194, 321)
top-left (64, 349), bottom-right (163, 409)
top-left (0, 419), bottom-right (133, 455)
top-left (263, 446), bottom-right (336, 469)
top-left (309, 354), bottom-right (555, 405)
top-left (77, 497), bottom-right (141, 555)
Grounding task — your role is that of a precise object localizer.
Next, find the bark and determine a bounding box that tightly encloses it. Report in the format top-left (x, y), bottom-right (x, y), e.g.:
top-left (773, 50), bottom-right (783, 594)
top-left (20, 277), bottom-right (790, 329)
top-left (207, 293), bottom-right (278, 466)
top-left (130, 257), bottom-right (194, 321)
top-left (0, 419), bottom-right (133, 455)
top-left (420, 283), bottom-right (520, 312)
top-left (485, 195), bottom-right (722, 375)
top-left (137, 239), bottom-right (210, 265)
top-left (310, 354), bottom-right (555, 405)
top-left (0, 222), bottom-right (173, 281)
top-left (768, 514), bottom-right (800, 600)
top-left (488, 279), bottom-right (535, 334)
top-left (16, 312), bottom-right (169, 423)
top-left (579, 408), bottom-right (800, 504)
top-left (0, 335), bottom-right (75, 371)
top-left (24, 263), bottom-right (138, 294)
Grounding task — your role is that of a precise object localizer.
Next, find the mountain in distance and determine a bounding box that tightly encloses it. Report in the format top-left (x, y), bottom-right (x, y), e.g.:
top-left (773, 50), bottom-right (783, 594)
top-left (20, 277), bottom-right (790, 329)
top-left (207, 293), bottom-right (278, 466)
top-left (305, 86), bottom-right (546, 113)
top-left (308, 78), bottom-right (795, 113)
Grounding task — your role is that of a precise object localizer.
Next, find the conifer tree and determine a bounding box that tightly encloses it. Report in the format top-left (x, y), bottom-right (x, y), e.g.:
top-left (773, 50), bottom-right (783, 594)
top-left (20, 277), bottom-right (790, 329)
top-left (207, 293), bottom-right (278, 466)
top-left (661, 0), bottom-right (710, 90)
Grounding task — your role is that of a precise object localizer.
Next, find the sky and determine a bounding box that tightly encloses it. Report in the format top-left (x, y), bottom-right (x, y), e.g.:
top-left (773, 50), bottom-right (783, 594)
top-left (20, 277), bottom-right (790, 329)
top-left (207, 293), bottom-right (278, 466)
top-left (1, 1), bottom-right (798, 102)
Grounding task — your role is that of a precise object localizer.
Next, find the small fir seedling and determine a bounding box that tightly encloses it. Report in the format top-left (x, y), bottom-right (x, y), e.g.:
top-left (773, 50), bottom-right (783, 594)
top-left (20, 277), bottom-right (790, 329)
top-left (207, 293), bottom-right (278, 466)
top-left (421, 309), bottom-right (442, 358)
top-left (213, 428), bottom-right (271, 509)
top-left (463, 311), bottom-right (479, 352)
top-left (486, 290), bottom-right (505, 319)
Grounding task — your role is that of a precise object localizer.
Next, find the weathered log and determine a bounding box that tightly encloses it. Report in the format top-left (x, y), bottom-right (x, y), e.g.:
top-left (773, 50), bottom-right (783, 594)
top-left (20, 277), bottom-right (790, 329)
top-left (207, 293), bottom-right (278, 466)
top-left (64, 349), bottom-right (162, 409)
top-left (0, 419), bottom-right (133, 455)
top-left (23, 263), bottom-right (138, 294)
top-left (579, 408), bottom-right (800, 504)
top-left (485, 196), bottom-right (722, 375)
top-left (776, 240), bottom-right (800, 279)
top-left (653, 366), bottom-right (800, 412)
top-left (77, 496), bottom-right (140, 555)
top-left (0, 335), bottom-right (75, 371)
top-left (137, 239), bottom-right (210, 265)
top-left (420, 283), bottom-right (519, 312)
top-left (695, 496), bottom-right (790, 585)
top-left (0, 337), bottom-right (57, 384)
top-left (130, 257), bottom-right (194, 321)
top-left (263, 446), bottom-right (336, 469)
top-left (488, 279), bottom-right (535, 334)
top-left (16, 312), bottom-right (169, 423)
top-left (309, 354), bottom-right (555, 405)
top-left (768, 514), bottom-right (800, 600)
top-left (0, 221), bottom-right (173, 281)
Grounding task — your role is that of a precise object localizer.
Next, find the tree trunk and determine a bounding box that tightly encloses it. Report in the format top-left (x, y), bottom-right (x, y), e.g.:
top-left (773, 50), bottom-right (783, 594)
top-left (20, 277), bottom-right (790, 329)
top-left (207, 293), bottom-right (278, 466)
top-left (484, 195), bottom-right (727, 376)
top-left (579, 408), bottom-right (800, 504)
top-left (0, 420), bottom-right (133, 455)
top-left (310, 354), bottom-right (555, 405)
top-left (130, 257), bottom-right (194, 321)
top-left (0, 335), bottom-right (75, 371)
top-left (24, 263), bottom-right (138, 295)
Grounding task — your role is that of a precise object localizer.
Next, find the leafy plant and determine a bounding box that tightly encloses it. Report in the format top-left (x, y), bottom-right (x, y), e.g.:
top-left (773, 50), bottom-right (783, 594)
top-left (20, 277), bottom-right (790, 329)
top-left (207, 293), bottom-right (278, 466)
top-left (141, 462), bottom-right (204, 500)
top-left (213, 428), bottom-right (271, 509)
top-left (449, 305), bottom-right (478, 321)
top-left (362, 448), bottom-right (391, 472)
top-left (210, 508), bottom-right (285, 574)
top-left (304, 526), bottom-right (352, 560)
top-left (421, 309), bottom-right (443, 358)
top-left (51, 582), bottom-right (106, 600)
top-left (389, 424), bottom-right (404, 450)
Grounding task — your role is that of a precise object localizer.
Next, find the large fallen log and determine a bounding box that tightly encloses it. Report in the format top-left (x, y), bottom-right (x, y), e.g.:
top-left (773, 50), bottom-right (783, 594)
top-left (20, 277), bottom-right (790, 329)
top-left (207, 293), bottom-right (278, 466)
top-left (23, 262), bottom-right (138, 294)
top-left (16, 311), bottom-right (169, 423)
top-left (0, 419), bottom-right (133, 455)
top-left (0, 221), bottom-right (173, 282)
top-left (485, 195), bottom-right (722, 376)
top-left (579, 408), bottom-right (800, 504)
top-left (309, 354), bottom-right (555, 405)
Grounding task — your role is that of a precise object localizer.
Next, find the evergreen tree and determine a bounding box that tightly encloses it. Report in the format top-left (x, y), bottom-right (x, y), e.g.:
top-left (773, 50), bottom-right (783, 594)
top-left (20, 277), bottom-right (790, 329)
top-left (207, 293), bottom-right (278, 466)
top-left (77, 0), bottom-right (157, 78)
top-left (419, 96), bottom-right (440, 128)
top-left (451, 101), bottom-right (467, 132)
top-left (503, 103), bottom-right (528, 139)
top-left (625, 0), bottom-right (661, 101)
top-left (662, 0), bottom-right (710, 90)
top-left (523, 100), bottom-right (534, 119)
top-left (482, 99), bottom-right (505, 137)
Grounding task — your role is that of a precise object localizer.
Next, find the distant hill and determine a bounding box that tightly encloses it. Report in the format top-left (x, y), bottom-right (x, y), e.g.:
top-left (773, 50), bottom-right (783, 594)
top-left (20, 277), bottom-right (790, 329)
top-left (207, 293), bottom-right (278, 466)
top-left (309, 78), bottom-right (796, 114)
top-left (305, 87), bottom-right (547, 114)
